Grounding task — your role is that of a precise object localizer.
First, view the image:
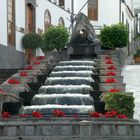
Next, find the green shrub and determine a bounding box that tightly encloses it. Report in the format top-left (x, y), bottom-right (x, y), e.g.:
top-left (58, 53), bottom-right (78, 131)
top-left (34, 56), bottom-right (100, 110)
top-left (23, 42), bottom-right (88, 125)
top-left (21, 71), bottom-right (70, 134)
top-left (22, 33), bottom-right (42, 49)
top-left (100, 23), bottom-right (129, 49)
top-left (41, 25), bottom-right (69, 51)
top-left (102, 92), bottom-right (135, 118)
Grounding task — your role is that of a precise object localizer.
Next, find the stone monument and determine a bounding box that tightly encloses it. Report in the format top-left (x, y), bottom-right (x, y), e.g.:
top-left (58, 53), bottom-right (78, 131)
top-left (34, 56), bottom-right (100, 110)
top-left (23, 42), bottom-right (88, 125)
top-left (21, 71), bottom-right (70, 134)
top-left (67, 12), bottom-right (101, 59)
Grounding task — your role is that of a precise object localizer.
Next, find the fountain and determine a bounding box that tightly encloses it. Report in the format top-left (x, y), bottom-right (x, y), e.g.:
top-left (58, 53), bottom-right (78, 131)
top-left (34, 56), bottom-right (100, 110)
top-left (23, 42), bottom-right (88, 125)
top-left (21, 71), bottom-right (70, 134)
top-left (50, 71), bottom-right (94, 77)
top-left (57, 60), bottom-right (96, 66)
top-left (19, 13), bottom-right (100, 115)
top-left (45, 77), bottom-right (94, 85)
top-left (31, 94), bottom-right (94, 105)
top-left (19, 59), bottom-right (97, 115)
top-left (53, 65), bottom-right (95, 71)
top-left (38, 85), bottom-right (93, 94)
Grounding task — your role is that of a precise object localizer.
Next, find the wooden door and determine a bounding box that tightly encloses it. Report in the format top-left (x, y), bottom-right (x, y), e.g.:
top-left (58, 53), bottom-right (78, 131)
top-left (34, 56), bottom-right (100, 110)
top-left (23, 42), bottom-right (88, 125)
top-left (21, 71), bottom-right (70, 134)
top-left (26, 4), bottom-right (34, 33)
top-left (26, 4), bottom-right (35, 64)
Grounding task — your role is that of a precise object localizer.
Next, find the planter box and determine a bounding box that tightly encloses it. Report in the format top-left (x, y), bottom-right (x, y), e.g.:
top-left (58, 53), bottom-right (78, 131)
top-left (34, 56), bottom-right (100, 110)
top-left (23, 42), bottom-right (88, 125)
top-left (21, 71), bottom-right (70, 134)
top-left (134, 56), bottom-right (140, 63)
top-left (90, 90), bottom-right (102, 101)
top-left (94, 101), bottom-right (105, 113)
top-left (99, 76), bottom-right (124, 83)
top-left (19, 91), bottom-right (36, 106)
top-left (18, 70), bottom-right (43, 77)
top-left (101, 92), bottom-right (133, 97)
top-left (98, 64), bottom-right (121, 70)
top-left (31, 59), bottom-right (49, 65)
top-left (27, 82), bottom-right (42, 93)
top-left (100, 61), bottom-right (120, 65)
top-left (3, 102), bottom-right (22, 114)
top-left (99, 83), bottom-right (126, 92)
top-left (100, 70), bottom-right (121, 76)
top-left (100, 54), bottom-right (118, 60)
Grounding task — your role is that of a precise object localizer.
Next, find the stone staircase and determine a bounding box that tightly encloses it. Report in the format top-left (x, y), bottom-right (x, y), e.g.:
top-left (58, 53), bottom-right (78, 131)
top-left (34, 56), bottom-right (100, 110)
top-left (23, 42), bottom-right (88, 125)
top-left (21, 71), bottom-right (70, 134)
top-left (0, 69), bottom-right (18, 84)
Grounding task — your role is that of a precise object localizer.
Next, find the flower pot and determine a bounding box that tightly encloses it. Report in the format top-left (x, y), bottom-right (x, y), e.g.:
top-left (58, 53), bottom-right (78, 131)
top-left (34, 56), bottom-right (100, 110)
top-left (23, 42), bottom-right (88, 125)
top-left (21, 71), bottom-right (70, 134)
top-left (134, 56), bottom-right (140, 63)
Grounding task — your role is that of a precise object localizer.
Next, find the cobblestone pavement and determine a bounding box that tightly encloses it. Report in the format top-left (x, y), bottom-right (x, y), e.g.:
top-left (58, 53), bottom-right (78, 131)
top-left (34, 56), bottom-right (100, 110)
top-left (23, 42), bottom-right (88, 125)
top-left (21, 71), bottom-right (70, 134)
top-left (122, 65), bottom-right (140, 121)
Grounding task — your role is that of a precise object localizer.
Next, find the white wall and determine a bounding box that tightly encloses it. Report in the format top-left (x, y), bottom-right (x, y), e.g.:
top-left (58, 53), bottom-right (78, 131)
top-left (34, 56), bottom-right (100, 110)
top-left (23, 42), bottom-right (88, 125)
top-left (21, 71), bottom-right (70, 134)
top-left (122, 3), bottom-right (134, 42)
top-left (36, 0), bottom-right (71, 55)
top-left (74, 0), bottom-right (87, 15)
top-left (91, 0), bottom-right (120, 26)
top-left (15, 0), bottom-right (26, 52)
top-left (36, 0), bottom-right (71, 32)
top-left (0, 0), bottom-right (7, 46)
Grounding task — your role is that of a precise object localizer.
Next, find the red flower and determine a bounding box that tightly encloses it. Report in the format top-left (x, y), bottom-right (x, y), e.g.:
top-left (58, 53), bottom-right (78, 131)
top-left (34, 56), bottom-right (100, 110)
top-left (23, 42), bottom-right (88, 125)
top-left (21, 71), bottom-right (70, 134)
top-left (110, 110), bottom-right (117, 116)
top-left (106, 71), bottom-right (116, 76)
top-left (32, 111), bottom-right (43, 118)
top-left (25, 66), bottom-right (33, 70)
top-left (105, 60), bottom-right (113, 64)
top-left (19, 72), bottom-right (28, 77)
top-left (2, 112), bottom-right (11, 118)
top-left (73, 114), bottom-right (79, 118)
top-left (105, 78), bottom-right (117, 83)
top-left (116, 114), bottom-right (128, 119)
top-left (107, 66), bottom-right (117, 70)
top-left (0, 88), bottom-right (4, 94)
top-left (33, 61), bottom-right (41, 65)
top-left (19, 114), bottom-right (30, 117)
top-left (37, 56), bottom-right (45, 60)
top-left (104, 112), bottom-right (113, 118)
top-left (90, 112), bottom-right (100, 118)
top-left (53, 109), bottom-right (65, 117)
top-left (108, 89), bottom-right (121, 92)
top-left (105, 56), bottom-right (112, 59)
top-left (7, 79), bottom-right (20, 84)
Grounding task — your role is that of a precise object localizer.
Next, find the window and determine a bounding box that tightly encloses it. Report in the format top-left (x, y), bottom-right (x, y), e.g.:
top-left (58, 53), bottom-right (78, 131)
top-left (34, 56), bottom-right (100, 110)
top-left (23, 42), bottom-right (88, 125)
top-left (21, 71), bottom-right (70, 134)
top-left (44, 10), bottom-right (51, 31)
top-left (58, 17), bottom-right (65, 26)
top-left (7, 0), bottom-right (15, 47)
top-left (88, 0), bottom-right (98, 20)
top-left (59, 0), bottom-right (64, 7)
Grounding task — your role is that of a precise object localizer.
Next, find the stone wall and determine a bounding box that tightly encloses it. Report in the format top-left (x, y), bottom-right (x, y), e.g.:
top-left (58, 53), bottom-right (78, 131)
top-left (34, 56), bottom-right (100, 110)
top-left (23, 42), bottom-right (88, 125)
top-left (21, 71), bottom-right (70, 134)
top-left (0, 118), bottom-right (139, 140)
top-left (101, 39), bottom-right (140, 66)
top-left (0, 45), bottom-right (25, 69)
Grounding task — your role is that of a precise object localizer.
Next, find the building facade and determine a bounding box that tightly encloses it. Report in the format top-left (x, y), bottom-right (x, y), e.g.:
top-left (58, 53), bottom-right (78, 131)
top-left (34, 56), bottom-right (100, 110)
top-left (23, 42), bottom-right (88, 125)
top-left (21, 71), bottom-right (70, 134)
top-left (0, 0), bottom-right (135, 69)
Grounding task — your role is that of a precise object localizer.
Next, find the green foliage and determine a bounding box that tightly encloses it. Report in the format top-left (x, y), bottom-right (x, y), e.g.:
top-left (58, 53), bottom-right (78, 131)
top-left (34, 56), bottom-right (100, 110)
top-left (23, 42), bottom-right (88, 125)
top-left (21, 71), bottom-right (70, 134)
top-left (22, 33), bottom-right (42, 49)
top-left (41, 25), bottom-right (69, 51)
top-left (100, 23), bottom-right (129, 49)
top-left (133, 49), bottom-right (140, 58)
top-left (102, 92), bottom-right (135, 118)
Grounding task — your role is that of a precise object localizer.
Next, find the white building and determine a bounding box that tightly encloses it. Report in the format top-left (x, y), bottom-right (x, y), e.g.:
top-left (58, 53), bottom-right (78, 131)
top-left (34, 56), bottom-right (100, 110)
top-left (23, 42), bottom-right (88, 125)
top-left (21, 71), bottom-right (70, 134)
top-left (0, 0), bottom-right (134, 69)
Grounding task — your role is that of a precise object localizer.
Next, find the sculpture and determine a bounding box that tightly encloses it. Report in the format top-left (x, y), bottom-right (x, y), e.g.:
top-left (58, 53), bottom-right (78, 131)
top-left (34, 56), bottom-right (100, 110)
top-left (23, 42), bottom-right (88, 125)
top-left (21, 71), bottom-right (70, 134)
top-left (69, 12), bottom-right (99, 45)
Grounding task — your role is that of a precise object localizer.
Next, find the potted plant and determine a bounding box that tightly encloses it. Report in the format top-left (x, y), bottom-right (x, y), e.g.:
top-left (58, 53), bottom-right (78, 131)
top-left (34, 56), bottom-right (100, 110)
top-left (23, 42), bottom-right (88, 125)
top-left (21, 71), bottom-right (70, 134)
top-left (22, 33), bottom-right (42, 64)
top-left (133, 49), bottom-right (140, 63)
top-left (100, 23), bottom-right (129, 49)
top-left (101, 92), bottom-right (135, 118)
top-left (41, 25), bottom-right (69, 52)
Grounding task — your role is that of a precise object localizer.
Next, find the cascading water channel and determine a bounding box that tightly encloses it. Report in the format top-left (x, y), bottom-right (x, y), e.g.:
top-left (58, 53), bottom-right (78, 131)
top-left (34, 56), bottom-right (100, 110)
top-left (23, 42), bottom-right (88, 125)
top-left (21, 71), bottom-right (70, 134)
top-left (19, 60), bottom-right (97, 115)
